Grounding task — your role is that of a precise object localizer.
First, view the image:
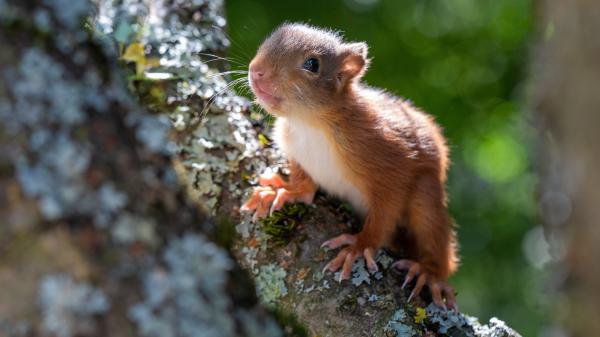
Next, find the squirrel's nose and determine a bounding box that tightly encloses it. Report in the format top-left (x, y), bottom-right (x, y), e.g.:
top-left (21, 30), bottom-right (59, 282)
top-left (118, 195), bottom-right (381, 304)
top-left (249, 62), bottom-right (265, 78)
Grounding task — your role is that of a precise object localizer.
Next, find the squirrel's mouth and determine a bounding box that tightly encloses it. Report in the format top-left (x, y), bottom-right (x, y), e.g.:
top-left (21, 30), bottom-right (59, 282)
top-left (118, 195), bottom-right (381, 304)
top-left (249, 76), bottom-right (282, 108)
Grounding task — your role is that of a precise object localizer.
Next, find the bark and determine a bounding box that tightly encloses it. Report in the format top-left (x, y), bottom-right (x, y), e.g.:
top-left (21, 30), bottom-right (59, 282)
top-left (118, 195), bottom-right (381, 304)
top-left (0, 0), bottom-right (522, 336)
top-left (533, 1), bottom-right (600, 336)
top-left (0, 1), bottom-right (279, 337)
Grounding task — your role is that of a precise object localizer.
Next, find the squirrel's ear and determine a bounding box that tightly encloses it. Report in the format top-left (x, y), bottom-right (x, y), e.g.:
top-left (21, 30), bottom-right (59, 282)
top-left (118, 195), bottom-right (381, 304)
top-left (338, 42), bottom-right (369, 86)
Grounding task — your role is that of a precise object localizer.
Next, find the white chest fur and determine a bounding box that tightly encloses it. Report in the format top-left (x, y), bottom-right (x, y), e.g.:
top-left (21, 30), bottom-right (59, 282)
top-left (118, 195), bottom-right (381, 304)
top-left (273, 117), bottom-right (368, 215)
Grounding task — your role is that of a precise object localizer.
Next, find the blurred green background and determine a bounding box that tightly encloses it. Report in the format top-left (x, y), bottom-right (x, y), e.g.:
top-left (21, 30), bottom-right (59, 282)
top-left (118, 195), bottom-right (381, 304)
top-left (225, 0), bottom-right (547, 335)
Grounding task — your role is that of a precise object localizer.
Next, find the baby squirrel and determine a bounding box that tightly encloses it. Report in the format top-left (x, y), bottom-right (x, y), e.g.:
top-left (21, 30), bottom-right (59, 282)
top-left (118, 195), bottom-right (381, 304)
top-left (242, 23), bottom-right (459, 309)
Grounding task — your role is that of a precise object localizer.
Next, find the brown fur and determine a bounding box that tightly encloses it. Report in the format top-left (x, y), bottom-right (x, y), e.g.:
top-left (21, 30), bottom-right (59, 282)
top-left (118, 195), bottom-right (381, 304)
top-left (284, 160), bottom-right (318, 199)
top-left (249, 23), bottom-right (458, 281)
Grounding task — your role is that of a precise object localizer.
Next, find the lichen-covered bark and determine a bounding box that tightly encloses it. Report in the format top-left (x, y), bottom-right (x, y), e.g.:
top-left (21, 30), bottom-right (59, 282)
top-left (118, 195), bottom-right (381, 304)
top-left (0, 0), bottom-right (523, 336)
top-left (0, 1), bottom-right (280, 336)
top-left (229, 179), bottom-right (521, 337)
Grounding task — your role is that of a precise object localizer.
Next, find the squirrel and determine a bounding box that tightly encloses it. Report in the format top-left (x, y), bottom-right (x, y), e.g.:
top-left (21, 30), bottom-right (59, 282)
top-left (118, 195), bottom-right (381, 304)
top-left (241, 23), bottom-right (459, 309)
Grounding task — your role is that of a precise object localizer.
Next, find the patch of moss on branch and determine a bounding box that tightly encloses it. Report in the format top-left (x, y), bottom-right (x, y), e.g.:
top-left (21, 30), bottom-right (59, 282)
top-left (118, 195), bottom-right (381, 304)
top-left (261, 203), bottom-right (310, 246)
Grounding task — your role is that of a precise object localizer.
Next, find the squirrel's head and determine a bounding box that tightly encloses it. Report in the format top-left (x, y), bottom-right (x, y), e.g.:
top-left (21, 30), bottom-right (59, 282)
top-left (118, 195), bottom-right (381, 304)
top-left (249, 23), bottom-right (370, 117)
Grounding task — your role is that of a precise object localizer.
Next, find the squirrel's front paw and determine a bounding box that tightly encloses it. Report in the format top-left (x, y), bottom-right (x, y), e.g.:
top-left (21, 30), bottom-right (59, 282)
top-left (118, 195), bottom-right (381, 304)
top-left (241, 185), bottom-right (278, 221)
top-left (241, 172), bottom-right (314, 221)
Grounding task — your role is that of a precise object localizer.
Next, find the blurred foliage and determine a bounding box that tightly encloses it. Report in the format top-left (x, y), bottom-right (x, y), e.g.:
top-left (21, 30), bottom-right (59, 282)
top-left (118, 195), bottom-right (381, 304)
top-left (225, 0), bottom-right (546, 336)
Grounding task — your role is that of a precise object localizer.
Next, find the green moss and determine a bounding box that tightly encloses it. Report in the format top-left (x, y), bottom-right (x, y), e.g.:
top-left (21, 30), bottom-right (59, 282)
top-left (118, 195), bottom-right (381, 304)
top-left (132, 79), bottom-right (173, 111)
top-left (338, 295), bottom-right (360, 315)
top-left (339, 202), bottom-right (354, 214)
top-left (267, 308), bottom-right (309, 337)
top-left (261, 203), bottom-right (309, 246)
top-left (214, 213), bottom-right (237, 249)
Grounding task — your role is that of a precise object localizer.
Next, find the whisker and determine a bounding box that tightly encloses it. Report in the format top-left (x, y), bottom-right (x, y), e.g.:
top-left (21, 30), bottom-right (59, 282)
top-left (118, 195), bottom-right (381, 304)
top-left (226, 55), bottom-right (248, 67)
top-left (202, 58), bottom-right (230, 65)
top-left (201, 55), bottom-right (247, 67)
top-left (199, 77), bottom-right (248, 116)
top-left (231, 81), bottom-right (251, 95)
top-left (292, 83), bottom-right (307, 102)
top-left (198, 52), bottom-right (246, 66)
top-left (207, 70), bottom-right (249, 78)
top-left (234, 82), bottom-right (251, 96)
top-left (212, 24), bottom-right (254, 61)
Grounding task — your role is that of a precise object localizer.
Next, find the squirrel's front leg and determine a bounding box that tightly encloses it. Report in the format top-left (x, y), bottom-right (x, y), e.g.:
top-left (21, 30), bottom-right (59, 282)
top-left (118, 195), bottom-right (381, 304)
top-left (241, 160), bottom-right (317, 220)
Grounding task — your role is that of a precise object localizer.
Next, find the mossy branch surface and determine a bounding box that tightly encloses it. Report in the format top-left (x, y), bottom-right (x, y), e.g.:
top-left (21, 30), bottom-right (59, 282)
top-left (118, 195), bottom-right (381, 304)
top-left (262, 203), bottom-right (310, 246)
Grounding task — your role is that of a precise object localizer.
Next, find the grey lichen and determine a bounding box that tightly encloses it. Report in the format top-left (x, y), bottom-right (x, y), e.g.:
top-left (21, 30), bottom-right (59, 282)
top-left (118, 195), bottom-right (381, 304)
top-left (96, 0), bottom-right (230, 64)
top-left (420, 304), bottom-right (520, 337)
top-left (426, 303), bottom-right (472, 335)
top-left (129, 233), bottom-right (283, 337)
top-left (95, 182), bottom-right (129, 225)
top-left (129, 114), bottom-right (172, 154)
top-left (38, 274), bottom-right (109, 337)
top-left (179, 110), bottom-right (259, 214)
top-left (11, 48), bottom-right (86, 127)
top-left (1, 1), bottom-right (286, 337)
top-left (241, 246), bottom-right (260, 273)
top-left (96, 0), bottom-right (260, 215)
top-left (351, 258), bottom-right (374, 286)
top-left (8, 48), bottom-right (92, 221)
top-left (256, 264), bottom-right (288, 306)
top-left (384, 309), bottom-right (417, 337)
top-left (0, 320), bottom-right (30, 337)
top-left (43, 0), bottom-right (92, 29)
top-left (472, 317), bottom-right (522, 337)
top-left (129, 233), bottom-right (237, 337)
top-left (111, 212), bottom-right (158, 245)
top-left (0, 5), bottom-right (175, 246)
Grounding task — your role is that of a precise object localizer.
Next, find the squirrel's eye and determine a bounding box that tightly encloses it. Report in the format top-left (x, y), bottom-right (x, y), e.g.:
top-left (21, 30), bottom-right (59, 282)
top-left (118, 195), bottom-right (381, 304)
top-left (302, 58), bottom-right (319, 73)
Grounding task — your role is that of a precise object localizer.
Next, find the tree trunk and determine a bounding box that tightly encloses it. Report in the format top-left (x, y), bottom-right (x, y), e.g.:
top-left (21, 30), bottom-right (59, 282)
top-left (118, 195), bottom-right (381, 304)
top-left (533, 1), bottom-right (600, 336)
top-left (0, 1), bottom-right (279, 337)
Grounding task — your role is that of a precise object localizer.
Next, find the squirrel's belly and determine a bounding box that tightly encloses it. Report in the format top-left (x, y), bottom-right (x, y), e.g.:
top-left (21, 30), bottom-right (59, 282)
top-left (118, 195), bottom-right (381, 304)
top-left (274, 118), bottom-right (368, 214)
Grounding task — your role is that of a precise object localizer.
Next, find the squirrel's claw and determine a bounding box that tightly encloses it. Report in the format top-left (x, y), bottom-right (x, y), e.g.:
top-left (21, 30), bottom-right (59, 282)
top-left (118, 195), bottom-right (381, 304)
top-left (394, 259), bottom-right (458, 311)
